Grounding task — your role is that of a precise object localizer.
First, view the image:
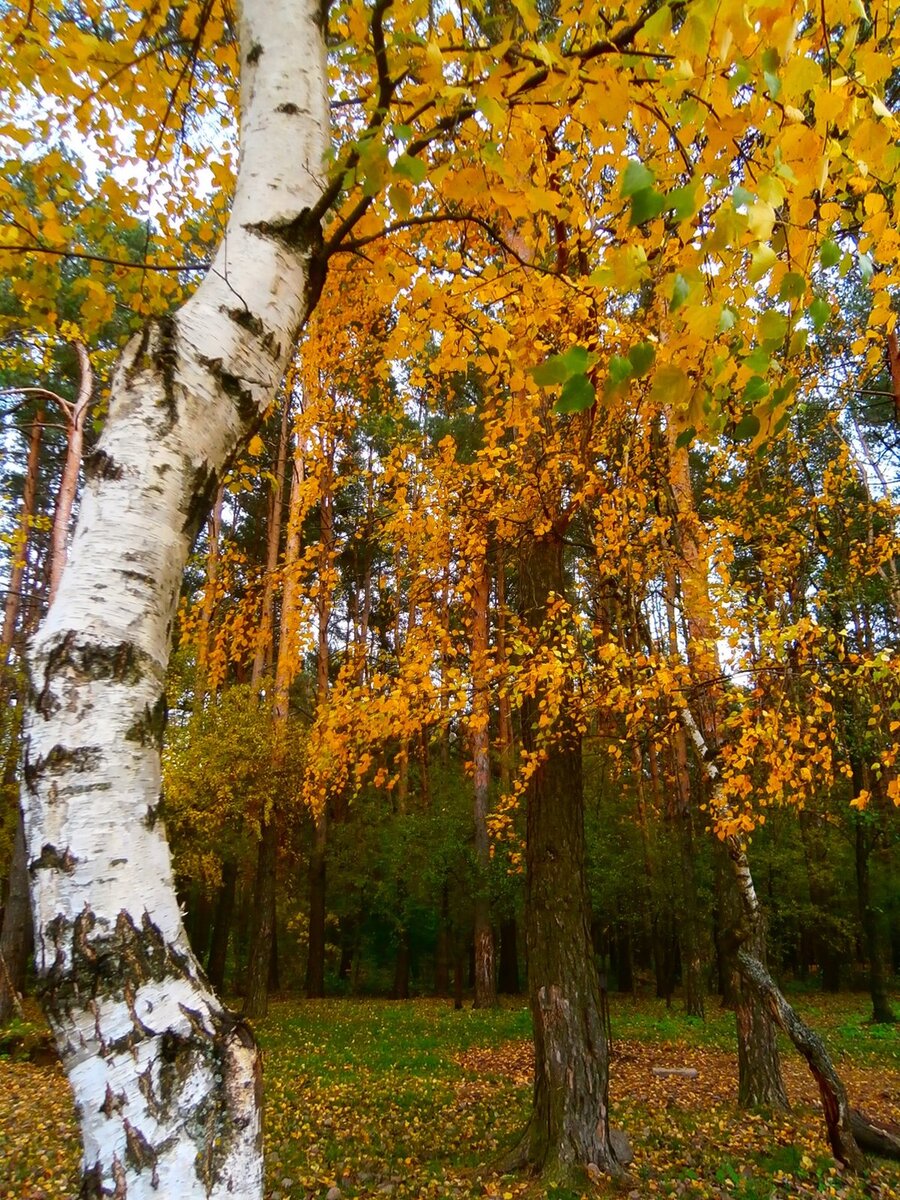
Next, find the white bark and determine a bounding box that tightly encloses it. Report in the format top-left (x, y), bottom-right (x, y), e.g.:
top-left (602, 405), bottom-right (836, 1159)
top-left (21, 2), bottom-right (329, 1195)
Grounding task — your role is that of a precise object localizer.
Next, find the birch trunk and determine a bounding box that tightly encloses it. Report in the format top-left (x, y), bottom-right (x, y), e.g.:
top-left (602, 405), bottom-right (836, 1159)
top-left (681, 708), bottom-right (862, 1168)
top-left (21, 2), bottom-right (328, 1193)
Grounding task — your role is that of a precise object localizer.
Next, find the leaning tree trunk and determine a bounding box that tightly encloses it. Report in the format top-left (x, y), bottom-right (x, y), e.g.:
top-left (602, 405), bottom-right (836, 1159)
top-left (20, 2), bottom-right (328, 1194)
top-left (681, 707), bottom-right (864, 1169)
top-left (503, 531), bottom-right (623, 1185)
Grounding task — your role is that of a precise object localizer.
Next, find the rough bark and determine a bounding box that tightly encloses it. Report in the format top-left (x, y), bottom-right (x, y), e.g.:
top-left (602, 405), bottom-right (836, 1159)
top-left (1, 408), bottom-right (43, 672)
top-left (471, 552), bottom-right (496, 1008)
top-left (21, 1), bottom-right (329, 1193)
top-left (207, 859), bottom-right (238, 993)
top-left (503, 532), bottom-right (623, 1185)
top-left (498, 916), bottom-right (520, 995)
top-left (0, 812), bottom-right (30, 1023)
top-left (47, 343), bottom-right (92, 607)
top-left (852, 796), bottom-right (896, 1024)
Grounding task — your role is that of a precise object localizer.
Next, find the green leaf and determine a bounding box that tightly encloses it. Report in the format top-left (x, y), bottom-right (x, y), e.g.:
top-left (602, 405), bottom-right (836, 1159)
top-left (788, 327), bottom-right (808, 356)
top-left (531, 356), bottom-right (570, 386)
top-left (628, 342), bottom-right (656, 377)
top-left (389, 184), bottom-right (411, 219)
top-left (764, 70), bottom-right (781, 98)
top-left (859, 252), bottom-right (874, 284)
top-left (718, 307), bottom-right (737, 333)
top-left (630, 187), bottom-right (666, 225)
top-left (560, 345), bottom-right (593, 375)
top-left (807, 297), bottom-right (830, 332)
top-left (555, 374), bottom-right (596, 413)
top-left (665, 183), bottom-right (697, 221)
top-left (742, 376), bottom-right (769, 403)
top-left (393, 154), bottom-right (426, 184)
top-left (778, 272), bottom-right (806, 301)
top-left (531, 345), bottom-right (594, 386)
top-left (744, 347), bottom-right (771, 373)
top-left (734, 413), bottom-right (761, 441)
top-left (820, 239), bottom-right (840, 268)
top-left (670, 273), bottom-right (691, 312)
top-left (608, 355), bottom-right (634, 385)
top-left (758, 310), bottom-right (788, 345)
top-left (621, 159), bottom-right (655, 197)
top-left (477, 95), bottom-right (506, 130)
top-left (732, 185), bottom-right (755, 209)
top-left (675, 425), bottom-right (696, 449)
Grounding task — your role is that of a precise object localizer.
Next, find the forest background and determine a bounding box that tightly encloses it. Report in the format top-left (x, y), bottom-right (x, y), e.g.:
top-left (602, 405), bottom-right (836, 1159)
top-left (0, 0), bottom-right (899, 1196)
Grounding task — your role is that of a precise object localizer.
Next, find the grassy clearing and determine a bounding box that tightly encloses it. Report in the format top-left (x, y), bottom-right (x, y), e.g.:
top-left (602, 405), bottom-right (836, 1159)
top-left (0, 993), bottom-right (897, 1200)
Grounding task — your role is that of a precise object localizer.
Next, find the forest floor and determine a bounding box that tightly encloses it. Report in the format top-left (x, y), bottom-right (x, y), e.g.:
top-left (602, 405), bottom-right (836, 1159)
top-left (1, 991), bottom-right (898, 1200)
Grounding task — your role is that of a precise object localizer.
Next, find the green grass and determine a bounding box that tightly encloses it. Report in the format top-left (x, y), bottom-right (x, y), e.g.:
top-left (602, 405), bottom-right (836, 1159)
top-left (1, 991), bottom-right (898, 1200)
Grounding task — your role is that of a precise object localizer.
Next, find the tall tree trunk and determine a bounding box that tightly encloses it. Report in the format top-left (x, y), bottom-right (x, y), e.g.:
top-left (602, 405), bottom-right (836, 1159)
top-left (471, 552), bottom-right (497, 1008)
top-left (306, 447), bottom-right (334, 999)
top-left (854, 813), bottom-right (896, 1024)
top-left (47, 343), bottom-right (92, 607)
top-left (0, 813), bottom-right (30, 1023)
top-left (498, 916), bottom-right (520, 994)
top-left (247, 425), bottom-right (307, 1018)
top-left (21, 3), bottom-right (329, 1192)
top-left (195, 484), bottom-right (225, 701)
top-left (251, 390), bottom-right (291, 686)
top-left (207, 859), bottom-right (238, 993)
top-left (503, 532), bottom-right (623, 1184)
top-left (1, 408), bottom-right (43, 672)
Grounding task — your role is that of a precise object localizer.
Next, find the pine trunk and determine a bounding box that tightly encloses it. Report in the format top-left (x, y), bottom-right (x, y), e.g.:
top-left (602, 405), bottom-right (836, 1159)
top-left (21, 1), bottom-right (328, 1191)
top-left (207, 859), bottom-right (238, 993)
top-left (471, 553), bottom-right (496, 1008)
top-left (0, 812), bottom-right (30, 1023)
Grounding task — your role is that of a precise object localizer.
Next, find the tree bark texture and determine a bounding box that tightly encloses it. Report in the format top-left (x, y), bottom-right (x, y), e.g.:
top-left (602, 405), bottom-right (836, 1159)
top-left (0, 811), bottom-right (30, 1023)
top-left (471, 552), bottom-right (496, 1008)
top-left (1, 408), bottom-right (43, 673)
top-left (506, 531), bottom-right (622, 1183)
top-left (681, 709), bottom-right (863, 1168)
top-left (47, 343), bottom-right (92, 607)
top-left (21, 2), bottom-right (329, 1194)
top-left (206, 859), bottom-right (238, 993)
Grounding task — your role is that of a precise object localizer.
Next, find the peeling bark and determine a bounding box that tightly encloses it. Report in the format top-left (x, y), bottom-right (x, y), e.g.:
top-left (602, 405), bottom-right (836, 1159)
top-left (22, 1), bottom-right (329, 1193)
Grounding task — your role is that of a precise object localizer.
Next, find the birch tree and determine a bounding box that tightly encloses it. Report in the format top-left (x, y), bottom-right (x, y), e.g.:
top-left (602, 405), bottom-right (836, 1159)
top-left (19, 0), bottom-right (329, 1193)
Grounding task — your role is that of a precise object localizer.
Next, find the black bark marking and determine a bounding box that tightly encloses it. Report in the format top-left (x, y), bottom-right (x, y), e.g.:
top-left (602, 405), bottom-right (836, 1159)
top-left (197, 353), bottom-right (257, 424)
top-left (25, 745), bottom-right (103, 792)
top-left (36, 635), bottom-right (146, 719)
top-left (125, 692), bottom-right (168, 749)
top-left (100, 1084), bottom-right (126, 1118)
top-left (155, 315), bottom-right (179, 432)
top-left (83, 449), bottom-right (124, 482)
top-left (124, 1118), bottom-right (159, 1183)
top-left (181, 461), bottom-right (220, 543)
top-left (121, 317), bottom-right (179, 433)
top-left (226, 306), bottom-right (265, 338)
top-left (29, 843), bottom-right (78, 875)
top-left (276, 101), bottom-right (300, 114)
top-left (247, 40), bottom-right (262, 63)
